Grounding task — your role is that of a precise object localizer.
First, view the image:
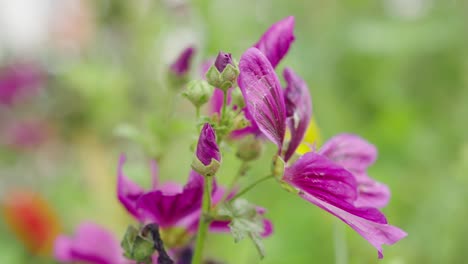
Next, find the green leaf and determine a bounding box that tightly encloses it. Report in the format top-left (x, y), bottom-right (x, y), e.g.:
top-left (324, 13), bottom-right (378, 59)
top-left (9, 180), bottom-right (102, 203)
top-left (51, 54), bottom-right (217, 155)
top-left (121, 225), bottom-right (155, 263)
top-left (219, 199), bottom-right (267, 259)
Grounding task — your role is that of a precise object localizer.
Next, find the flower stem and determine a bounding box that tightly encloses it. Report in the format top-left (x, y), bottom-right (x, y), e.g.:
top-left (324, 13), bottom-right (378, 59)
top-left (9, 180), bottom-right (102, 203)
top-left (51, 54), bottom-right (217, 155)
top-left (230, 175), bottom-right (273, 201)
top-left (192, 176), bottom-right (213, 264)
top-left (220, 90), bottom-right (228, 122)
top-left (333, 219), bottom-right (348, 264)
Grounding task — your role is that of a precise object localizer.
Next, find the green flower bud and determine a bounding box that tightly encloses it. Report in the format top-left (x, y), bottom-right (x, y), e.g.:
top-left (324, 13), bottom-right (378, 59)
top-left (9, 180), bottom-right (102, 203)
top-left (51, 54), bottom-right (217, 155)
top-left (236, 136), bottom-right (263, 162)
top-left (206, 51), bottom-right (240, 92)
top-left (182, 80), bottom-right (213, 108)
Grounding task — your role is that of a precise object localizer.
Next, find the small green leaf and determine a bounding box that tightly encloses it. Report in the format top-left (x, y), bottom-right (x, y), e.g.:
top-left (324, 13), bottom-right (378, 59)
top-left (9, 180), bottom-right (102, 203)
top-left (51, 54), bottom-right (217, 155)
top-left (219, 199), bottom-right (267, 259)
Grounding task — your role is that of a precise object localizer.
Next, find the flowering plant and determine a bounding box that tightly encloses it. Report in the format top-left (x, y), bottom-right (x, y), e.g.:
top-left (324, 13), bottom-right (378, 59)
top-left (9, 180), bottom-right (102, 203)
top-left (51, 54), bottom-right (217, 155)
top-left (54, 16), bottom-right (406, 264)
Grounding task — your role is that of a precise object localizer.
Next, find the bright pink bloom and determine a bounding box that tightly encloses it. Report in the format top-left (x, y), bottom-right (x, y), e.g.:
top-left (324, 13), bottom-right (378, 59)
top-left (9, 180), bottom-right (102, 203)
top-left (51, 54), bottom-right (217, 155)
top-left (238, 48), bottom-right (286, 150)
top-left (237, 46), bottom-right (406, 258)
top-left (118, 154), bottom-right (205, 228)
top-left (254, 16), bottom-right (295, 68)
top-left (54, 222), bottom-right (133, 264)
top-left (117, 155), bottom-right (158, 221)
top-left (319, 134), bottom-right (390, 208)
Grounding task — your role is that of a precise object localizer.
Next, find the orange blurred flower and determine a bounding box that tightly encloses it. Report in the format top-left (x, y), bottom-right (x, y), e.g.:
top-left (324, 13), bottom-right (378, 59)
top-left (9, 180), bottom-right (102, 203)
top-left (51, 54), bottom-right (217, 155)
top-left (1, 190), bottom-right (61, 256)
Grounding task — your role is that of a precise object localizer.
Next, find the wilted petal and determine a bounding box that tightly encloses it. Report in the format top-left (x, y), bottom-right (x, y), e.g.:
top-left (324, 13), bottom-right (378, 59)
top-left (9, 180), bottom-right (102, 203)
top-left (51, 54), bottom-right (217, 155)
top-left (137, 171), bottom-right (204, 228)
top-left (354, 177), bottom-right (390, 209)
top-left (283, 68), bottom-right (312, 162)
top-left (238, 48), bottom-right (286, 149)
top-left (117, 155), bottom-right (146, 220)
top-left (299, 192), bottom-right (406, 258)
top-left (54, 222), bottom-right (130, 264)
top-left (170, 46), bottom-right (196, 76)
top-left (319, 134), bottom-right (377, 173)
top-left (196, 123), bottom-right (220, 165)
top-left (254, 16), bottom-right (295, 68)
top-left (284, 152), bottom-right (358, 204)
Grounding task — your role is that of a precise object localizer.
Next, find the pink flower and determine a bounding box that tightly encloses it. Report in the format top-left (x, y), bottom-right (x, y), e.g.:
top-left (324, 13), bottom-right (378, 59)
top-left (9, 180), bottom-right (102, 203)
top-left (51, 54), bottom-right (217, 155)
top-left (237, 46), bottom-right (406, 258)
top-left (118, 154), bottom-right (205, 228)
top-left (54, 222), bottom-right (133, 264)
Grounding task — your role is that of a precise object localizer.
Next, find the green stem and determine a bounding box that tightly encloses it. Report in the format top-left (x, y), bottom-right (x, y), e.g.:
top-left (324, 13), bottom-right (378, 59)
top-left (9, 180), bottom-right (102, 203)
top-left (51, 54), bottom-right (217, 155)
top-left (192, 176), bottom-right (213, 264)
top-left (220, 90), bottom-right (228, 122)
top-left (333, 219), bottom-right (348, 264)
top-left (230, 175), bottom-right (274, 201)
top-left (196, 107), bottom-right (200, 120)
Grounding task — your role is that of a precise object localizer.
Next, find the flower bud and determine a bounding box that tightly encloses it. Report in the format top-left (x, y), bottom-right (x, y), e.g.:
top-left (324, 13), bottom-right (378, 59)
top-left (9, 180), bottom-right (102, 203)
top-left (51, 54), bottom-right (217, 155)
top-left (182, 80), bottom-right (213, 108)
top-left (236, 135), bottom-right (263, 162)
top-left (192, 123), bottom-right (221, 177)
top-left (214, 52), bottom-right (233, 72)
top-left (169, 46), bottom-right (195, 76)
top-left (206, 51), bottom-right (239, 92)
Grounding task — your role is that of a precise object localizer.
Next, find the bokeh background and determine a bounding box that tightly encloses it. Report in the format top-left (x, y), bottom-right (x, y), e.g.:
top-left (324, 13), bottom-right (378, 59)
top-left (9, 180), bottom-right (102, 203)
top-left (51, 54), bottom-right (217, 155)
top-left (1, 0), bottom-right (467, 263)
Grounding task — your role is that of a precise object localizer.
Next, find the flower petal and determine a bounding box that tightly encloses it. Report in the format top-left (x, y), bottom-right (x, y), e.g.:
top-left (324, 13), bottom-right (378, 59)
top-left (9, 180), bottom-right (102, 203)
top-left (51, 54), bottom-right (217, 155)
top-left (196, 123), bottom-right (220, 165)
top-left (170, 46), bottom-right (195, 76)
top-left (283, 68), bottom-right (312, 162)
top-left (238, 47), bottom-right (286, 149)
top-left (319, 134), bottom-right (377, 174)
top-left (299, 192), bottom-right (406, 258)
top-left (117, 154), bottom-right (146, 220)
top-left (137, 171), bottom-right (204, 228)
top-left (284, 152), bottom-right (358, 203)
top-left (54, 222), bottom-right (127, 264)
top-left (354, 177), bottom-right (390, 209)
top-left (254, 16), bottom-right (295, 68)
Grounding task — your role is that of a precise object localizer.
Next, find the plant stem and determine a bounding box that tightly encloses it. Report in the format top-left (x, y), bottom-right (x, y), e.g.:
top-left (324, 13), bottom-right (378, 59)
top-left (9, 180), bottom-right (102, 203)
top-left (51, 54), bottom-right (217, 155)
top-left (220, 90), bottom-right (228, 122)
top-left (230, 175), bottom-right (274, 201)
top-left (333, 219), bottom-right (348, 264)
top-left (192, 176), bottom-right (213, 264)
top-left (196, 107), bottom-right (200, 120)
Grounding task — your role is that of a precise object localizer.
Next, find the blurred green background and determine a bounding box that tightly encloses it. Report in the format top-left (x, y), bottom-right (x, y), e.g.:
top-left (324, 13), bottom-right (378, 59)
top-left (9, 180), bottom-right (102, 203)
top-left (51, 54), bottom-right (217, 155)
top-left (1, 0), bottom-right (467, 263)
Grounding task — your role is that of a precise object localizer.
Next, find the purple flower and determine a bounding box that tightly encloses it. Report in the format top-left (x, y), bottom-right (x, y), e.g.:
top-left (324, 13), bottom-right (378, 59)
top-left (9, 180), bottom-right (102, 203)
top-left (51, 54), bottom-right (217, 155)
top-left (136, 170), bottom-right (205, 228)
top-left (54, 221), bottom-right (133, 264)
top-left (238, 47), bottom-right (286, 150)
top-left (170, 46), bottom-right (196, 76)
top-left (283, 68), bottom-right (312, 162)
top-left (254, 16), bottom-right (295, 68)
top-left (237, 45), bottom-right (406, 257)
top-left (214, 52), bottom-right (233, 72)
top-left (319, 134), bottom-right (390, 208)
top-left (196, 123), bottom-right (220, 166)
top-left (3, 120), bottom-right (49, 150)
top-left (0, 62), bottom-right (44, 106)
top-left (283, 152), bottom-right (406, 258)
top-left (117, 154), bottom-right (158, 221)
